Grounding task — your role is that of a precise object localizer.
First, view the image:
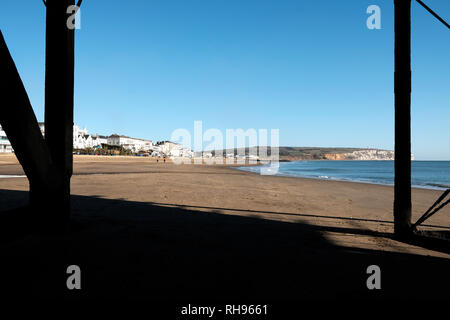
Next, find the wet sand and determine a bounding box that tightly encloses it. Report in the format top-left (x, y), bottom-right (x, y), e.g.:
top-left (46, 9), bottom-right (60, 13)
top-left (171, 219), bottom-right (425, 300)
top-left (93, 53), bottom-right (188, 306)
top-left (0, 154), bottom-right (449, 300)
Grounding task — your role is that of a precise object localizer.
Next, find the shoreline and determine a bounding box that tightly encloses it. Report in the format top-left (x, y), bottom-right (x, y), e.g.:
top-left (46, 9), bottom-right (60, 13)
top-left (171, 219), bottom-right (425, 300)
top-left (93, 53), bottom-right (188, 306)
top-left (0, 154), bottom-right (449, 191)
top-left (0, 166), bottom-right (444, 191)
top-left (235, 161), bottom-right (450, 191)
top-left (0, 170), bottom-right (445, 192)
top-left (234, 165), bottom-right (448, 191)
top-left (1, 156), bottom-right (449, 229)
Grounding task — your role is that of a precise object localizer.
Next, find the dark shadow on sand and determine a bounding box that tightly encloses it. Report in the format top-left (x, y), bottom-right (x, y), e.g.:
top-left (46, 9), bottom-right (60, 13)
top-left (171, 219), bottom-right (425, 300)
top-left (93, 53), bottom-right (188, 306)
top-left (142, 201), bottom-right (450, 230)
top-left (0, 189), bottom-right (449, 301)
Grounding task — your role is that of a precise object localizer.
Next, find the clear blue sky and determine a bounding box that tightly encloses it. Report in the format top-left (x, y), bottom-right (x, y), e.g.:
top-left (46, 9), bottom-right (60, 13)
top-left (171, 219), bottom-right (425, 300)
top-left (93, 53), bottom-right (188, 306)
top-left (1, 0), bottom-right (449, 159)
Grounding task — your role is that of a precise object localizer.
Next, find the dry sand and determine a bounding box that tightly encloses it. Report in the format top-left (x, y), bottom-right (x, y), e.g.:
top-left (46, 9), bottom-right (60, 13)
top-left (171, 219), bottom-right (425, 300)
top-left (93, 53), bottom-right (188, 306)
top-left (0, 154), bottom-right (449, 300)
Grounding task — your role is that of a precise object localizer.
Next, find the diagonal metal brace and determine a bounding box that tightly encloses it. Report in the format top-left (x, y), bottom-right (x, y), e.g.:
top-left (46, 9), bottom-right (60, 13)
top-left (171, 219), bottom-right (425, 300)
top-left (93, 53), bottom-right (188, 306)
top-left (413, 188), bottom-right (450, 227)
top-left (416, 0), bottom-right (450, 29)
top-left (0, 30), bottom-right (55, 188)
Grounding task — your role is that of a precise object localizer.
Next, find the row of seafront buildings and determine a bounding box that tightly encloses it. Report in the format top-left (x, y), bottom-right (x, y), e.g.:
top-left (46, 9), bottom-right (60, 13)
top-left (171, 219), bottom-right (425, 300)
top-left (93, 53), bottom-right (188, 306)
top-left (0, 123), bottom-right (193, 158)
top-left (0, 125), bottom-right (13, 153)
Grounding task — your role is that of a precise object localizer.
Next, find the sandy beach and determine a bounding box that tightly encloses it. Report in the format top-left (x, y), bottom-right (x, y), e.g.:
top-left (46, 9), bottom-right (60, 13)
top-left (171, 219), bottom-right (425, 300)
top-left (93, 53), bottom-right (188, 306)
top-left (0, 153), bottom-right (449, 300)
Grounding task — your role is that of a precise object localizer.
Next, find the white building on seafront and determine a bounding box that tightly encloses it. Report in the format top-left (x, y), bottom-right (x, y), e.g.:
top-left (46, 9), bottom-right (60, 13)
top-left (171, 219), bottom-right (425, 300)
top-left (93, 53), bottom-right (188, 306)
top-left (0, 123), bottom-right (109, 153)
top-left (0, 124), bottom-right (194, 157)
top-left (73, 125), bottom-right (109, 149)
top-left (154, 141), bottom-right (193, 158)
top-left (107, 134), bottom-right (153, 153)
top-left (0, 123), bottom-right (46, 153)
top-left (0, 125), bottom-right (13, 153)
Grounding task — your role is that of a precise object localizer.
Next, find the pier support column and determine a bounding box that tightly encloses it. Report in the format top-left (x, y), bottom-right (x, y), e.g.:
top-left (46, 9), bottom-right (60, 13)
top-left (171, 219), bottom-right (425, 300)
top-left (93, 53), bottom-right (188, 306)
top-left (394, 0), bottom-right (412, 236)
top-left (37, 0), bottom-right (75, 229)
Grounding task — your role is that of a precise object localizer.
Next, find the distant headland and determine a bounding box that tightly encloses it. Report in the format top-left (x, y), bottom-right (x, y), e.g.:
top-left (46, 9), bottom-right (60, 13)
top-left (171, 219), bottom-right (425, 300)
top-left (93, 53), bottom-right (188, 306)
top-left (216, 147), bottom-right (400, 161)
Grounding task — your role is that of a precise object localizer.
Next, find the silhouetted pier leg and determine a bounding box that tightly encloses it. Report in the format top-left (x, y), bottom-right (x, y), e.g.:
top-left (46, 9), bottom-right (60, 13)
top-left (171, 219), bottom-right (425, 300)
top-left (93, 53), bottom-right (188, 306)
top-left (41, 0), bottom-right (75, 228)
top-left (0, 31), bottom-right (53, 192)
top-left (394, 0), bottom-right (412, 236)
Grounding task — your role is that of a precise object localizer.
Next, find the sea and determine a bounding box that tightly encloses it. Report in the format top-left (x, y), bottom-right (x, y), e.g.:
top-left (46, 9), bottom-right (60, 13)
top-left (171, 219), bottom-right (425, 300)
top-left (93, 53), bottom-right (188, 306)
top-left (238, 161), bottom-right (450, 190)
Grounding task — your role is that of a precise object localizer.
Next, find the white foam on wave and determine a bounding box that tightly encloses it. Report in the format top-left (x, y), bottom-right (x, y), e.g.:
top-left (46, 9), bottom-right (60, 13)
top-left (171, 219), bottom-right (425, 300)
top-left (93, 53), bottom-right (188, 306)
top-left (0, 175), bottom-right (26, 178)
top-left (235, 163), bottom-right (449, 191)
